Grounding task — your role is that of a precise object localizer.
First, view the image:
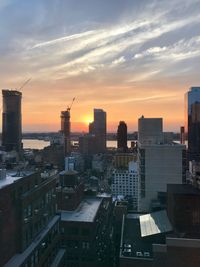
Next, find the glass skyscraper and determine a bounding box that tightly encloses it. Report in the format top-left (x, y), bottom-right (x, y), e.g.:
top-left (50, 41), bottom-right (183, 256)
top-left (185, 87), bottom-right (200, 161)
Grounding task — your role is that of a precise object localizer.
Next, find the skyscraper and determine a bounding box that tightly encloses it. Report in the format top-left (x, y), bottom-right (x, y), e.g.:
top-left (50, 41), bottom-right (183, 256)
top-left (2, 90), bottom-right (22, 152)
top-left (61, 109), bottom-right (71, 156)
top-left (117, 121), bottom-right (127, 152)
top-left (89, 109), bottom-right (106, 153)
top-left (138, 116), bottom-right (186, 211)
top-left (185, 87), bottom-right (200, 161)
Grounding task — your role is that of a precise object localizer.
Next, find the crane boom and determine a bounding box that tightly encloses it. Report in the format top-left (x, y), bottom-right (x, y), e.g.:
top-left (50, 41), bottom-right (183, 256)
top-left (67, 97), bottom-right (75, 111)
top-left (19, 78), bottom-right (31, 91)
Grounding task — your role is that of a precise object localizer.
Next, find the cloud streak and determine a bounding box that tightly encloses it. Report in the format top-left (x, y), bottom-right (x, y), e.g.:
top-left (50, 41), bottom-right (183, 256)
top-left (0, 0), bottom-right (200, 131)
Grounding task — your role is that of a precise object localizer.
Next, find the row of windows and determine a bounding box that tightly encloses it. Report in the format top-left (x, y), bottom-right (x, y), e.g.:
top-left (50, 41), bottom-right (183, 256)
top-left (23, 189), bottom-right (55, 219)
top-left (22, 222), bottom-right (59, 267)
top-left (23, 208), bottom-right (55, 249)
top-left (61, 226), bottom-right (90, 237)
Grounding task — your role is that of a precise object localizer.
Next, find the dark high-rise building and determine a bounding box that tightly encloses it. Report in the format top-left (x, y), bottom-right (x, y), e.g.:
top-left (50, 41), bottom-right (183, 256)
top-left (117, 121), bottom-right (127, 152)
top-left (89, 109), bottom-right (106, 153)
top-left (180, 126), bottom-right (185, 144)
top-left (2, 90), bottom-right (22, 152)
top-left (185, 87), bottom-right (200, 161)
top-left (61, 109), bottom-right (71, 156)
top-left (0, 170), bottom-right (65, 267)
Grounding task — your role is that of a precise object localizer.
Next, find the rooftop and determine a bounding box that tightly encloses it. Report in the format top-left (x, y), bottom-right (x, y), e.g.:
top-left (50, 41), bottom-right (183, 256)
top-left (0, 170), bottom-right (34, 190)
top-left (120, 212), bottom-right (168, 260)
top-left (167, 184), bottom-right (200, 195)
top-left (61, 197), bottom-right (103, 223)
top-left (2, 89), bottom-right (22, 96)
top-left (139, 210), bottom-right (172, 237)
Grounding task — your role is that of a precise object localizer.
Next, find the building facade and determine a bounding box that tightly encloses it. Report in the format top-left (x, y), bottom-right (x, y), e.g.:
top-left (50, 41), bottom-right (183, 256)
top-left (117, 121), bottom-right (127, 152)
top-left (111, 161), bottom-right (139, 210)
top-left (0, 170), bottom-right (65, 267)
top-left (185, 87), bottom-right (200, 161)
top-left (138, 116), bottom-right (186, 212)
top-left (89, 109), bottom-right (106, 153)
top-left (2, 90), bottom-right (22, 152)
top-left (60, 196), bottom-right (113, 267)
top-left (60, 109), bottom-right (71, 156)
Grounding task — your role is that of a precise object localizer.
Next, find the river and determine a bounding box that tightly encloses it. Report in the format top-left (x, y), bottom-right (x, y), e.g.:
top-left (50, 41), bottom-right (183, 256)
top-left (22, 139), bottom-right (134, 150)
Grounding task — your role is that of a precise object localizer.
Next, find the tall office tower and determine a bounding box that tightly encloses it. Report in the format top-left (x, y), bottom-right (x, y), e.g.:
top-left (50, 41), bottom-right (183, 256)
top-left (180, 126), bottom-right (185, 144)
top-left (138, 116), bottom-right (186, 212)
top-left (89, 109), bottom-right (106, 153)
top-left (117, 121), bottom-right (128, 152)
top-left (2, 90), bottom-right (22, 152)
top-left (138, 116), bottom-right (163, 145)
top-left (185, 87), bottom-right (200, 161)
top-left (61, 109), bottom-right (71, 156)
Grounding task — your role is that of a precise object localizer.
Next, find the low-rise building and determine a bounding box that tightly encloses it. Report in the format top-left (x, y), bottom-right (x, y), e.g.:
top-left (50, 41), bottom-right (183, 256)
top-left (60, 196), bottom-right (113, 267)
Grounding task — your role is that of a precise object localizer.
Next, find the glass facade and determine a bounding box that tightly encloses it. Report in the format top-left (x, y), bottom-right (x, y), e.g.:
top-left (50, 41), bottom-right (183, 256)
top-left (185, 87), bottom-right (200, 161)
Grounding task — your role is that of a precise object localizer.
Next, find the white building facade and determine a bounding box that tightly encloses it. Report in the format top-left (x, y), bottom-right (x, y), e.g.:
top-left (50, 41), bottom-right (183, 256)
top-left (138, 116), bottom-right (186, 212)
top-left (111, 161), bottom-right (139, 210)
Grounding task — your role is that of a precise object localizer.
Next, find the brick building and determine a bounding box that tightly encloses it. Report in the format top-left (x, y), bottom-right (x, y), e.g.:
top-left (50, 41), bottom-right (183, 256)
top-left (0, 169), bottom-right (65, 267)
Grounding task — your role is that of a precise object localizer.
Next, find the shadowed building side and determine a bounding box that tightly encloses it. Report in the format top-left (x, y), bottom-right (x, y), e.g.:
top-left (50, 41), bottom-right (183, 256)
top-left (117, 121), bottom-right (128, 152)
top-left (185, 87), bottom-right (200, 161)
top-left (89, 109), bottom-right (107, 153)
top-left (2, 90), bottom-right (22, 152)
top-left (61, 110), bottom-right (71, 156)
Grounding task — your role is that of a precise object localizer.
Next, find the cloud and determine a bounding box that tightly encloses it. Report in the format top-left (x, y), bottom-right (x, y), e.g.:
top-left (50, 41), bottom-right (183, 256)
top-left (26, 12), bottom-right (200, 81)
top-left (1, 0), bottom-right (200, 131)
top-left (31, 30), bottom-right (96, 49)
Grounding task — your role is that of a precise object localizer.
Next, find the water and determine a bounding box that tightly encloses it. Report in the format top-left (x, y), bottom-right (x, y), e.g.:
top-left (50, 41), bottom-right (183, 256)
top-left (23, 139), bottom-right (50, 150)
top-left (23, 139), bottom-right (134, 150)
top-left (107, 140), bottom-right (134, 148)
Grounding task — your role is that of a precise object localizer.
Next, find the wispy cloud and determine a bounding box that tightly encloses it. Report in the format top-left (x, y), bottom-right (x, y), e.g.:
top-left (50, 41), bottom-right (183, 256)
top-left (0, 0), bottom-right (200, 131)
top-left (31, 30), bottom-right (96, 49)
top-left (27, 12), bottom-right (200, 81)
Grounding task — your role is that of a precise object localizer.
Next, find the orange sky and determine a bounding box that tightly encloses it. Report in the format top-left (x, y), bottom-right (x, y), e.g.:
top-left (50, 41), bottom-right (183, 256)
top-left (1, 0), bottom-right (200, 133)
top-left (20, 78), bottom-right (187, 133)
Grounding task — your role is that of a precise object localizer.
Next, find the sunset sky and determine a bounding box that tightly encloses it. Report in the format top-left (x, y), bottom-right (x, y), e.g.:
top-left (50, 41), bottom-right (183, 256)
top-left (0, 0), bottom-right (200, 132)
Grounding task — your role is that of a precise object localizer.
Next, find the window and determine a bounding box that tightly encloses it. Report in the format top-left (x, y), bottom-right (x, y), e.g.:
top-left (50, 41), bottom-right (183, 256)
top-left (82, 241), bottom-right (90, 249)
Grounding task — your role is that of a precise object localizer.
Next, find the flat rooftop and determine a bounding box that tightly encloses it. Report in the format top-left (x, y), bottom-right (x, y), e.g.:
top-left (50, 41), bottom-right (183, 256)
top-left (0, 171), bottom-right (33, 190)
top-left (2, 89), bottom-right (22, 96)
top-left (139, 210), bottom-right (172, 237)
top-left (120, 212), bottom-right (168, 260)
top-left (167, 184), bottom-right (200, 195)
top-left (61, 197), bottom-right (103, 223)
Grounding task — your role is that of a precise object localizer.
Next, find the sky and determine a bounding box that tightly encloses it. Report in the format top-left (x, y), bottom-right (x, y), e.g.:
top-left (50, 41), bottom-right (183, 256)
top-left (0, 0), bottom-right (200, 132)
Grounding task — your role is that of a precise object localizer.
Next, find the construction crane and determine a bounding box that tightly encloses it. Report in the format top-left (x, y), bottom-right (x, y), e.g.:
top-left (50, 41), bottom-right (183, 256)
top-left (67, 97), bottom-right (75, 112)
top-left (18, 78), bottom-right (31, 91)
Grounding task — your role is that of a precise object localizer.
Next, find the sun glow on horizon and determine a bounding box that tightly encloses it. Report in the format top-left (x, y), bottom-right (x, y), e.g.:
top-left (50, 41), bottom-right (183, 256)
top-left (82, 115), bottom-right (93, 125)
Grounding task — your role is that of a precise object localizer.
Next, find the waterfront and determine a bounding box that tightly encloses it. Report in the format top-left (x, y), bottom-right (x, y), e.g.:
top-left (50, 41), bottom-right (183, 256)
top-left (23, 139), bottom-right (50, 150)
top-left (22, 139), bottom-right (134, 150)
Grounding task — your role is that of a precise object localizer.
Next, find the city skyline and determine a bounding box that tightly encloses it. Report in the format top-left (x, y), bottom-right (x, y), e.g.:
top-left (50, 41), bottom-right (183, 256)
top-left (0, 0), bottom-right (200, 132)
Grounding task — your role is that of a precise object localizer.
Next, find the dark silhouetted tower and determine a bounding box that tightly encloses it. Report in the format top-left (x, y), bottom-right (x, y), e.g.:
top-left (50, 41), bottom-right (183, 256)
top-left (180, 126), bottom-right (185, 144)
top-left (61, 110), bottom-right (71, 156)
top-left (89, 109), bottom-right (106, 153)
top-left (117, 121), bottom-right (127, 152)
top-left (185, 87), bottom-right (200, 161)
top-left (2, 90), bottom-right (22, 152)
